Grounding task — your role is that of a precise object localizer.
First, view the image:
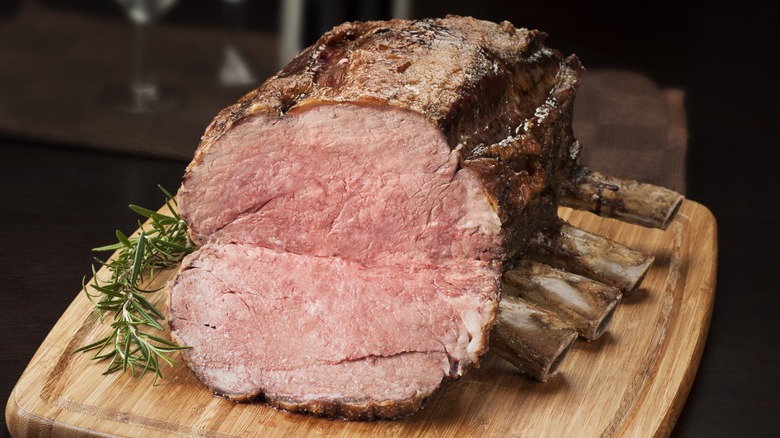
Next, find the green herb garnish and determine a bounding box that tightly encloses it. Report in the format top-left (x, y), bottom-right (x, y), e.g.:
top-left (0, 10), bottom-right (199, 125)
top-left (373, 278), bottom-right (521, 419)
top-left (73, 186), bottom-right (195, 383)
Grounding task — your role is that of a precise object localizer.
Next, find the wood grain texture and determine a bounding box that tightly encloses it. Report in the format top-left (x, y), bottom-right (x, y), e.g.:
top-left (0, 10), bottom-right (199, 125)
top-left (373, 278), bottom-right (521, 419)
top-left (5, 200), bottom-right (716, 438)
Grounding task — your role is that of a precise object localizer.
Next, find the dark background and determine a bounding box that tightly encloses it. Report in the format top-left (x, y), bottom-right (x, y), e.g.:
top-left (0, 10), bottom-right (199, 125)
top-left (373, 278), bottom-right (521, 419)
top-left (2, 1), bottom-right (778, 436)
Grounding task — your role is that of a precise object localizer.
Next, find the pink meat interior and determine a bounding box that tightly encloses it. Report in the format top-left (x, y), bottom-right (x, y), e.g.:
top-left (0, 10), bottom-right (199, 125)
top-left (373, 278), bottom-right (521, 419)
top-left (171, 103), bottom-right (504, 406)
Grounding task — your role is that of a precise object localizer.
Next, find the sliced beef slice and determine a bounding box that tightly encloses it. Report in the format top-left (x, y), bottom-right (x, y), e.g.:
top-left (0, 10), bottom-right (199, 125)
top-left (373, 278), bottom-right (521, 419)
top-left (169, 244), bottom-right (498, 418)
top-left (179, 103), bottom-right (503, 264)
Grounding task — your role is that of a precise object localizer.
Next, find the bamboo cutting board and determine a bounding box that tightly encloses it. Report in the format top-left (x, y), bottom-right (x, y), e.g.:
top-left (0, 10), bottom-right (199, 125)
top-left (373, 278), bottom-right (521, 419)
top-left (6, 200), bottom-right (717, 438)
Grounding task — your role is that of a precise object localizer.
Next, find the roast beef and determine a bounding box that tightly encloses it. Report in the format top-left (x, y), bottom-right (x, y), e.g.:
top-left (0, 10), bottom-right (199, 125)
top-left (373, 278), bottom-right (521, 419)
top-left (168, 15), bottom-right (584, 419)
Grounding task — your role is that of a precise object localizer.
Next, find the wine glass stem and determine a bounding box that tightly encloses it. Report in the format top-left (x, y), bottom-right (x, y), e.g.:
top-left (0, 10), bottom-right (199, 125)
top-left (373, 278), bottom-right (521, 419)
top-left (133, 21), bottom-right (150, 89)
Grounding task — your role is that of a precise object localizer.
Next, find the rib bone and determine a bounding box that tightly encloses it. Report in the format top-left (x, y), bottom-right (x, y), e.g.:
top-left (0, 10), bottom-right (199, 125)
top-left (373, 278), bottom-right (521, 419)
top-left (559, 169), bottom-right (683, 230)
top-left (489, 290), bottom-right (578, 382)
top-left (489, 160), bottom-right (679, 375)
top-left (526, 221), bottom-right (654, 296)
top-left (504, 260), bottom-right (622, 340)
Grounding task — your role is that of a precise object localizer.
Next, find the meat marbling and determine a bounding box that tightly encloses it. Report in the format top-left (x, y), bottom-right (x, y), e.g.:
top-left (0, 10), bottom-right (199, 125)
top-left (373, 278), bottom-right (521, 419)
top-left (168, 15), bottom-right (583, 419)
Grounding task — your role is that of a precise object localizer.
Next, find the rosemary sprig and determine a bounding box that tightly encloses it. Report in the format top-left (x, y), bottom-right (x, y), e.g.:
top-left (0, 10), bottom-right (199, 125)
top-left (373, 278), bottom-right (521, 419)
top-left (74, 186), bottom-right (196, 383)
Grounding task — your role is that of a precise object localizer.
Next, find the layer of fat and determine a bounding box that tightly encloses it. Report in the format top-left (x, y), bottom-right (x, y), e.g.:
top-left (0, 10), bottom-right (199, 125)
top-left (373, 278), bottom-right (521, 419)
top-left (455, 168), bottom-right (502, 237)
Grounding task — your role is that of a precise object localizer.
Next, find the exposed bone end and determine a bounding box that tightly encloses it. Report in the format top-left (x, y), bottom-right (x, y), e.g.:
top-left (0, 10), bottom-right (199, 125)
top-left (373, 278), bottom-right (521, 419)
top-left (527, 221), bottom-right (654, 296)
top-left (490, 292), bottom-right (578, 382)
top-left (505, 260), bottom-right (623, 340)
top-left (560, 169), bottom-right (684, 230)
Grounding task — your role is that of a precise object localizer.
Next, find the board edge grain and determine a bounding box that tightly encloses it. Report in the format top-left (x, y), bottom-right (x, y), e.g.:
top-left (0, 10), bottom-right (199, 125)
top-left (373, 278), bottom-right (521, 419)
top-left (617, 200), bottom-right (718, 438)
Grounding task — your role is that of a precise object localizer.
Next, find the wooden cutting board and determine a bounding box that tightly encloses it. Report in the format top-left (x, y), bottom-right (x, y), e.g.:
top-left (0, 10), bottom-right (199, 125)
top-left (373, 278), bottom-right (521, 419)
top-left (5, 200), bottom-right (717, 438)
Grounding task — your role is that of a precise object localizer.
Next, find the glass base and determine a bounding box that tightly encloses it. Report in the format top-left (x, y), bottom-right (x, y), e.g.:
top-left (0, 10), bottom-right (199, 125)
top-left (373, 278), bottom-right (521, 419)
top-left (101, 81), bottom-right (180, 114)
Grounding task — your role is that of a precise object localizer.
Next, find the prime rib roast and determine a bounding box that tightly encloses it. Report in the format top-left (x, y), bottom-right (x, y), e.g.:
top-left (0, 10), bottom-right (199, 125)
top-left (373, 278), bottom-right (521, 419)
top-left (167, 15), bottom-right (682, 420)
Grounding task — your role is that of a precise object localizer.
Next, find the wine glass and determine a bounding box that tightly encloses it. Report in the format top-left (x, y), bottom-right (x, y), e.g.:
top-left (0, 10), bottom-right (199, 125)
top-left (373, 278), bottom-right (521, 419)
top-left (218, 0), bottom-right (257, 87)
top-left (103, 0), bottom-right (180, 113)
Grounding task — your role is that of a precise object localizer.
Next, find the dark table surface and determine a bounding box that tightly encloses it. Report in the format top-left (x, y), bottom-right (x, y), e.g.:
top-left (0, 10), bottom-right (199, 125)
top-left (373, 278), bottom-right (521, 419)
top-left (2, 1), bottom-right (779, 437)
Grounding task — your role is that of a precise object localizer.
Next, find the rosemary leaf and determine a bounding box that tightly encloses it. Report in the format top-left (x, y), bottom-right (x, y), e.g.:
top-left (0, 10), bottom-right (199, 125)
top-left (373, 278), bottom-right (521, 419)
top-left (132, 292), bottom-right (165, 319)
top-left (129, 229), bottom-right (146, 286)
top-left (92, 242), bottom-right (125, 252)
top-left (130, 300), bottom-right (165, 331)
top-left (72, 334), bottom-right (113, 354)
top-left (128, 205), bottom-right (159, 219)
top-left (116, 230), bottom-right (133, 249)
top-left (74, 186), bottom-right (195, 383)
top-left (158, 185), bottom-right (177, 201)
